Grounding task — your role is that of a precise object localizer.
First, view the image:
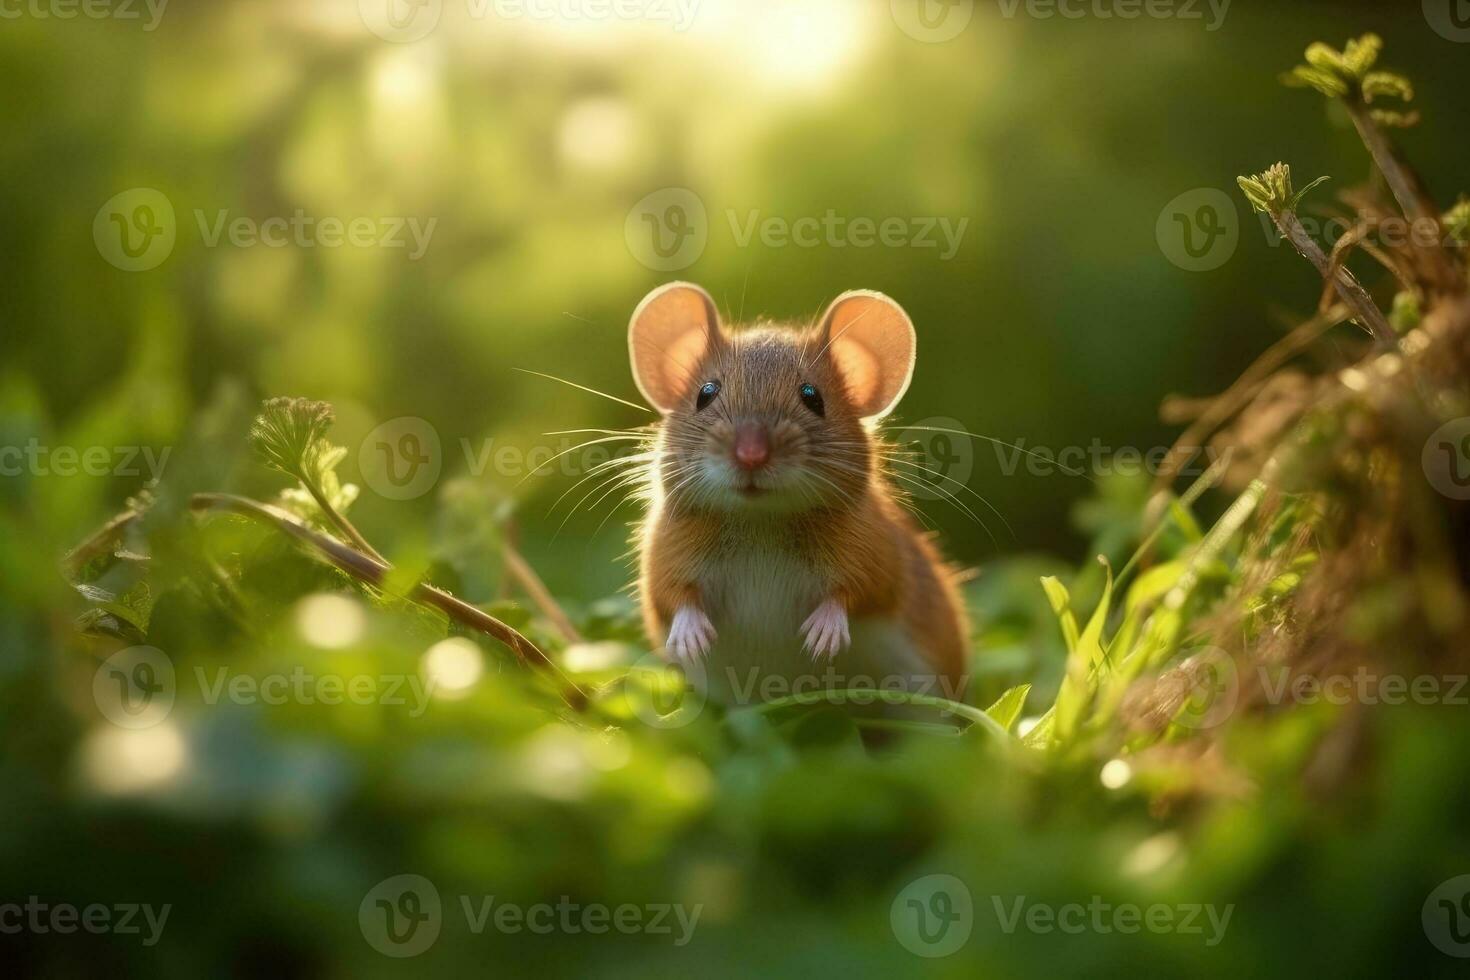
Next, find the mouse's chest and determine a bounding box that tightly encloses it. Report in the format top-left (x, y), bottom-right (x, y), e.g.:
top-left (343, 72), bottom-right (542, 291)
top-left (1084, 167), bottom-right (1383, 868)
top-left (698, 539), bottom-right (825, 635)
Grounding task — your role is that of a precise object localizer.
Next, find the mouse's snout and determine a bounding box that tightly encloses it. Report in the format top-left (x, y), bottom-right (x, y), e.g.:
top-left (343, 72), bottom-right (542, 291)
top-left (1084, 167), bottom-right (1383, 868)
top-left (732, 422), bottom-right (771, 471)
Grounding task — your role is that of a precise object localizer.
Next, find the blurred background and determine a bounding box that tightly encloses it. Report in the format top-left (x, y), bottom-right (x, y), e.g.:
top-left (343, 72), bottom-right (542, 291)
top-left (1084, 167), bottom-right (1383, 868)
top-left (6, 0), bottom-right (1467, 586)
top-left (5, 1), bottom-right (1470, 977)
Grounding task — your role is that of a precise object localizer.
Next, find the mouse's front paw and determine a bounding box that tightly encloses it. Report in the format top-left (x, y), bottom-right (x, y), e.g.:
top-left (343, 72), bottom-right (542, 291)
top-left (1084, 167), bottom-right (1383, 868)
top-left (666, 605), bottom-right (716, 663)
top-left (801, 599), bottom-right (850, 660)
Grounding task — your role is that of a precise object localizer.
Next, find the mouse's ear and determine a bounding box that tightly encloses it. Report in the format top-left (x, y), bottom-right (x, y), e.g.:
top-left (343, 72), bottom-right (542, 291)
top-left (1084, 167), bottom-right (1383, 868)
top-left (629, 282), bottom-right (723, 414)
top-left (818, 290), bottom-right (916, 419)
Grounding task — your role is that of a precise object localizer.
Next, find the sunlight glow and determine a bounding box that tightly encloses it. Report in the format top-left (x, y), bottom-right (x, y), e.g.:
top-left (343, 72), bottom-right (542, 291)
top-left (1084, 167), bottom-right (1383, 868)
top-left (81, 723), bottom-right (188, 796)
top-left (557, 96), bottom-right (637, 174)
top-left (295, 594), bottom-right (366, 649)
top-left (422, 637), bottom-right (486, 698)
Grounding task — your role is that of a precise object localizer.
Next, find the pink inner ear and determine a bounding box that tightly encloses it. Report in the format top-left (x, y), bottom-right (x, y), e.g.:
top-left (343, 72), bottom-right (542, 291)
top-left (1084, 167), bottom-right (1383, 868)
top-left (830, 337), bottom-right (883, 413)
top-left (660, 329), bottom-right (710, 400)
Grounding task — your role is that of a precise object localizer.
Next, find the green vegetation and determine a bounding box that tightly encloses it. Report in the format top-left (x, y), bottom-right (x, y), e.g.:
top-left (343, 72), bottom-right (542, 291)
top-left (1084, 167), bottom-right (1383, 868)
top-left (6, 14), bottom-right (1470, 980)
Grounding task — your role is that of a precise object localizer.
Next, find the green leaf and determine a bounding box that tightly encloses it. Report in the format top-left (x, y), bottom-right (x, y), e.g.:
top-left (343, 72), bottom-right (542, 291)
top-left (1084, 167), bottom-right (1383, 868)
top-left (1445, 197), bottom-right (1470, 246)
top-left (984, 684), bottom-right (1032, 734)
top-left (1361, 71), bottom-right (1413, 103)
top-left (1051, 559), bottom-right (1113, 745)
top-left (1237, 163), bottom-right (1328, 215)
top-left (249, 396), bottom-right (343, 488)
top-left (1040, 576), bottom-right (1079, 653)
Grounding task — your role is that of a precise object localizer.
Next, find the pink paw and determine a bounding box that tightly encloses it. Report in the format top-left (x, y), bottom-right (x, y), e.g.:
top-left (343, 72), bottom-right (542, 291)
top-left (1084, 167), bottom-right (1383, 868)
top-left (666, 605), bottom-right (716, 663)
top-left (801, 599), bottom-right (850, 660)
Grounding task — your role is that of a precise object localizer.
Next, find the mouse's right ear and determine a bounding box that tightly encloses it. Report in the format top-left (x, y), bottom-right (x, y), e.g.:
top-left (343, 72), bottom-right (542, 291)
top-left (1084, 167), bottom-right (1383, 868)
top-left (628, 281), bottom-right (723, 414)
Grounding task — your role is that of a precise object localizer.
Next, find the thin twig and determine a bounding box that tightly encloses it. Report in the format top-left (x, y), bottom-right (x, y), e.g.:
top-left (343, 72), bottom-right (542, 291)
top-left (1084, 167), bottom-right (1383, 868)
top-left (1343, 102), bottom-right (1463, 294)
top-left (1270, 210), bottom-right (1396, 347)
top-left (502, 540), bottom-right (583, 645)
top-left (302, 480), bottom-right (388, 566)
top-left (1153, 307), bottom-right (1344, 491)
top-left (188, 493), bottom-right (589, 711)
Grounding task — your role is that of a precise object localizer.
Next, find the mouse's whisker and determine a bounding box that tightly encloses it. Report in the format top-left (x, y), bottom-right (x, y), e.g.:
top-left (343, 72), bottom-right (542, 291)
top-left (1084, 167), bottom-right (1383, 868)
top-left (877, 453), bottom-right (1017, 540)
top-left (545, 451), bottom-right (656, 520)
top-left (896, 426), bottom-right (1096, 483)
top-left (515, 434), bottom-right (650, 489)
top-left (513, 368), bottom-right (654, 414)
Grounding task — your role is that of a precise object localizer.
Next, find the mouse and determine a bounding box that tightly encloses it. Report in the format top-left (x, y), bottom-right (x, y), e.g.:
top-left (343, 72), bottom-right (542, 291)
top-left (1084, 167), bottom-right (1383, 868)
top-left (628, 281), bottom-right (970, 706)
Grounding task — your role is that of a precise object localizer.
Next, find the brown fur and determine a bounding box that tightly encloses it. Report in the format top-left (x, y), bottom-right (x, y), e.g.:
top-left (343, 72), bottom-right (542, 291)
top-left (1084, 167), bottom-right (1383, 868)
top-left (635, 314), bottom-right (970, 691)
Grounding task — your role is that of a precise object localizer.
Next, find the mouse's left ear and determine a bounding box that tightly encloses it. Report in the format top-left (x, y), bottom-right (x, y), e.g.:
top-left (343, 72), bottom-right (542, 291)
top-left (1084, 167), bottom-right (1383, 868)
top-left (628, 282), bottom-right (724, 413)
top-left (818, 290), bottom-right (916, 419)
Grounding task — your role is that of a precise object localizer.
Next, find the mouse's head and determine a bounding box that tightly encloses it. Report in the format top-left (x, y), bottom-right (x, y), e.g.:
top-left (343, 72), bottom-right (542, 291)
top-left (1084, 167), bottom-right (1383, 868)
top-left (629, 281), bottom-right (916, 514)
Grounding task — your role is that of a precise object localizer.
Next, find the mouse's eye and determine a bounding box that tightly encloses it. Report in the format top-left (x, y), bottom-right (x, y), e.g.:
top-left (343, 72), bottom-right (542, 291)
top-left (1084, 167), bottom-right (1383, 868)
top-left (799, 382), bottom-right (824, 417)
top-left (696, 380), bottom-right (721, 411)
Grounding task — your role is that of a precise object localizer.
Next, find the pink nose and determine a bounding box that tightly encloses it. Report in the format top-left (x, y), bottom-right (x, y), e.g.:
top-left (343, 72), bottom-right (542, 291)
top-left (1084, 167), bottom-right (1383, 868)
top-left (733, 424), bottom-right (770, 470)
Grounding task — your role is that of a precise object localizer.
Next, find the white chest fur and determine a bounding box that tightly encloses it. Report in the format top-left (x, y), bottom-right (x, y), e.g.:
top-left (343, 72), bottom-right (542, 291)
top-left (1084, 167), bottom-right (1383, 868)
top-left (689, 530), bottom-right (930, 704)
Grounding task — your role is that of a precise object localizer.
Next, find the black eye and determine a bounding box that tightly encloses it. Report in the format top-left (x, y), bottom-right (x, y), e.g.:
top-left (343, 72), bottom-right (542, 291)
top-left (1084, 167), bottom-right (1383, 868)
top-left (799, 382), bottom-right (824, 417)
top-left (696, 380), bottom-right (720, 411)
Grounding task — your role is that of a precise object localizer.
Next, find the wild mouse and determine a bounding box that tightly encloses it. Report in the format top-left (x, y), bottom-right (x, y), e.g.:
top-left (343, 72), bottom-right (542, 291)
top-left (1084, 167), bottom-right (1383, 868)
top-left (628, 281), bottom-right (970, 705)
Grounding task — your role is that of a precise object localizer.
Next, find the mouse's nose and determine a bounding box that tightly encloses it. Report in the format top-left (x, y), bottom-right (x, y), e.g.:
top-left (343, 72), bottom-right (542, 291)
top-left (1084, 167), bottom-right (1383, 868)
top-left (733, 423), bottom-right (770, 470)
